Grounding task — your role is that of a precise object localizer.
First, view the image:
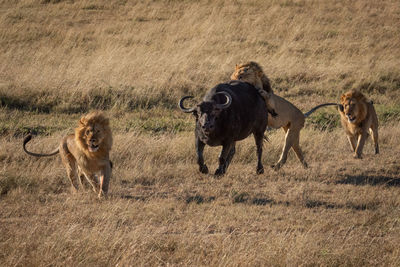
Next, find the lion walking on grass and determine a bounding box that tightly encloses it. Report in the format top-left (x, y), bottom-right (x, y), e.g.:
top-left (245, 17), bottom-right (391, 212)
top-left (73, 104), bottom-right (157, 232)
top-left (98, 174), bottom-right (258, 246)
top-left (23, 111), bottom-right (113, 197)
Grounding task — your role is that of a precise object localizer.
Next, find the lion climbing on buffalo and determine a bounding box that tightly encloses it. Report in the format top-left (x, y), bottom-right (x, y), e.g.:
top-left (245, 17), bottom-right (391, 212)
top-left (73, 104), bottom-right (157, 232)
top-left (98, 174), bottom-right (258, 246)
top-left (231, 61), bottom-right (340, 170)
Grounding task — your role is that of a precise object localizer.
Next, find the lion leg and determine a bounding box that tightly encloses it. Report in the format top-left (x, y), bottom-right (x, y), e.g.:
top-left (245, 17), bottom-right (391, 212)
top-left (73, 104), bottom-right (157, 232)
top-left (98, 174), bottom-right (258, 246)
top-left (370, 127), bottom-right (379, 154)
top-left (258, 90), bottom-right (277, 117)
top-left (347, 135), bottom-right (357, 152)
top-left (59, 139), bottom-right (81, 192)
top-left (291, 135), bottom-right (308, 169)
top-left (82, 172), bottom-right (99, 193)
top-left (77, 166), bottom-right (86, 190)
top-left (98, 163), bottom-right (111, 198)
top-left (273, 126), bottom-right (293, 171)
top-left (61, 154), bottom-right (80, 192)
top-left (354, 132), bottom-right (368, 159)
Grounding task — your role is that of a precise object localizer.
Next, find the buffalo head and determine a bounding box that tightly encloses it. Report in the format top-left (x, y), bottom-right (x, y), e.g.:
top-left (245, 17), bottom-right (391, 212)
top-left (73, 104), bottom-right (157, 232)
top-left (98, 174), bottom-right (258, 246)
top-left (179, 92), bottom-right (232, 135)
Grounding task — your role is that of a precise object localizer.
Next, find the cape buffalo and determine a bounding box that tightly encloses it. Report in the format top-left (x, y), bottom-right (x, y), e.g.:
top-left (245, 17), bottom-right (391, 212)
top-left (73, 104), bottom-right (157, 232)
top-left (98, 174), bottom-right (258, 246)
top-left (179, 81), bottom-right (269, 176)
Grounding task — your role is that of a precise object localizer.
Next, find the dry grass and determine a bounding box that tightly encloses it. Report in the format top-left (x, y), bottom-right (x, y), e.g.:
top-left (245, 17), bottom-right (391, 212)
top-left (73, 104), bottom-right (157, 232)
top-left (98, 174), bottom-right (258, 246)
top-left (1, 0), bottom-right (400, 266)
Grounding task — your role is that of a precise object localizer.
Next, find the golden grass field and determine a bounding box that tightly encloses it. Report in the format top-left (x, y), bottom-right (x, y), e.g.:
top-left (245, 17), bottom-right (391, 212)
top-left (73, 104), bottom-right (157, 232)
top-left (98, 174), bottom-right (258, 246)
top-left (1, 0), bottom-right (400, 265)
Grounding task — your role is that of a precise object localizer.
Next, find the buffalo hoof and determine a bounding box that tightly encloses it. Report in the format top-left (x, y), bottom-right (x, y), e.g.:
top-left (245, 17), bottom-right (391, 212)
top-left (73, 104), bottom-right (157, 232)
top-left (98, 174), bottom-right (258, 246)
top-left (256, 166), bottom-right (264, 174)
top-left (199, 165), bottom-right (209, 174)
top-left (214, 168), bottom-right (225, 177)
top-left (302, 161), bottom-right (309, 169)
top-left (271, 164), bottom-right (281, 171)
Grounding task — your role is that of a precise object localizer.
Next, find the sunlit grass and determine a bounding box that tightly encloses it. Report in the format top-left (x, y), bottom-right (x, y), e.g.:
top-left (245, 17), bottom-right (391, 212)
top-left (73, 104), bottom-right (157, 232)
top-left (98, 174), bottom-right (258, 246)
top-left (1, 0), bottom-right (400, 265)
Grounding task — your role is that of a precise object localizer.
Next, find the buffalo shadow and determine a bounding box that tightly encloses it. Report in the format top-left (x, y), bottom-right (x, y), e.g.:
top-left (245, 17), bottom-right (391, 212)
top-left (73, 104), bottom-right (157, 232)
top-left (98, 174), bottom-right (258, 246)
top-left (335, 175), bottom-right (400, 187)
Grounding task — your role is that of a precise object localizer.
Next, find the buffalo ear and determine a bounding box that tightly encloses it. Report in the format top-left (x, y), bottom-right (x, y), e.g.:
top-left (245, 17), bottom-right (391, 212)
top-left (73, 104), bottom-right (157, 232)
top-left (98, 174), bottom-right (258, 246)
top-left (338, 104), bottom-right (344, 112)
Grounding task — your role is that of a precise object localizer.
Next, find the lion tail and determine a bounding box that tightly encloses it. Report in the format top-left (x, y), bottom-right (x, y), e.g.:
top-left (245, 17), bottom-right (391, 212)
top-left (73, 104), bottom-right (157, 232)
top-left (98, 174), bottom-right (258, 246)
top-left (303, 103), bottom-right (341, 118)
top-left (23, 134), bottom-right (59, 157)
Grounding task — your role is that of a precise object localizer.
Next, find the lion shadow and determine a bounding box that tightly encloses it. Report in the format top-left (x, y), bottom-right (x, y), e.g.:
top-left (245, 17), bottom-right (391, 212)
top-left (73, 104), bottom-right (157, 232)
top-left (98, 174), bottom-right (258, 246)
top-left (120, 195), bottom-right (147, 201)
top-left (232, 193), bottom-right (377, 210)
top-left (335, 175), bottom-right (400, 187)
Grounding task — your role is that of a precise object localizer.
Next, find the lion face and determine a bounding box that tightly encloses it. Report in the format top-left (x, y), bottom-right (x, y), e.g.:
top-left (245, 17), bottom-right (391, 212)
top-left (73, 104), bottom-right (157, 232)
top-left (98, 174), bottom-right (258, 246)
top-left (82, 124), bottom-right (105, 152)
top-left (340, 90), bottom-right (368, 124)
top-left (341, 98), bottom-right (359, 123)
top-left (76, 111), bottom-right (112, 155)
top-left (231, 65), bottom-right (260, 85)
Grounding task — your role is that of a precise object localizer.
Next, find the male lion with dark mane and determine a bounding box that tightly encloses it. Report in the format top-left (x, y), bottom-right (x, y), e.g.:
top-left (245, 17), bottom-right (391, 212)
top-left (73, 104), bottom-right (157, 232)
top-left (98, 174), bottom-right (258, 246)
top-left (338, 89), bottom-right (379, 158)
top-left (231, 61), bottom-right (339, 170)
top-left (23, 111), bottom-right (113, 197)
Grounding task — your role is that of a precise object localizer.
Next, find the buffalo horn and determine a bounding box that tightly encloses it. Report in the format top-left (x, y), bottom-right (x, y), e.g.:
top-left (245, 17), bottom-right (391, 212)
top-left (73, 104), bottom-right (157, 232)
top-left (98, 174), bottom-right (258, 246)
top-left (215, 91), bottom-right (232, 110)
top-left (179, 96), bottom-right (196, 113)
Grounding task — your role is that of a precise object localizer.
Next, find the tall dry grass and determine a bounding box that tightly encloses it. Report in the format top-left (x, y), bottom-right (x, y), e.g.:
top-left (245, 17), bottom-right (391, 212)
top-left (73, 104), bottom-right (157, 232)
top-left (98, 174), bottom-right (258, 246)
top-left (1, 0), bottom-right (399, 110)
top-left (1, 0), bottom-right (400, 266)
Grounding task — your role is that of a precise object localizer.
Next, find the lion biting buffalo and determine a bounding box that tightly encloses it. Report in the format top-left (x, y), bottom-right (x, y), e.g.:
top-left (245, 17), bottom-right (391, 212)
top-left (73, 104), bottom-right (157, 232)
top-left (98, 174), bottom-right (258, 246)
top-left (179, 81), bottom-right (272, 176)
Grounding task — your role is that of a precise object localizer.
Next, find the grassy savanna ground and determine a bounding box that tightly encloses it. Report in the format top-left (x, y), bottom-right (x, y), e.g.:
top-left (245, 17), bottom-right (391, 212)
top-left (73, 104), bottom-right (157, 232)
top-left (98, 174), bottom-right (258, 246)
top-left (1, 0), bottom-right (400, 266)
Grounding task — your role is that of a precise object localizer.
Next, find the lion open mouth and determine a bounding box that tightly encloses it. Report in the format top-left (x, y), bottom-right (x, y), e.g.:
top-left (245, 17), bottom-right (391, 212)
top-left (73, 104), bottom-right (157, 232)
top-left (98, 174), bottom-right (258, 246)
top-left (88, 144), bottom-right (99, 152)
top-left (347, 115), bottom-right (356, 123)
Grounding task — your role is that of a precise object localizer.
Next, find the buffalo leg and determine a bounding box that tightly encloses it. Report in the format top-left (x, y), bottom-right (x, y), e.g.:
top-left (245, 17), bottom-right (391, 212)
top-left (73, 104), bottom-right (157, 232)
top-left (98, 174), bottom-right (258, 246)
top-left (215, 143), bottom-right (234, 176)
top-left (196, 138), bottom-right (208, 174)
top-left (224, 143), bottom-right (236, 171)
top-left (254, 133), bottom-right (264, 174)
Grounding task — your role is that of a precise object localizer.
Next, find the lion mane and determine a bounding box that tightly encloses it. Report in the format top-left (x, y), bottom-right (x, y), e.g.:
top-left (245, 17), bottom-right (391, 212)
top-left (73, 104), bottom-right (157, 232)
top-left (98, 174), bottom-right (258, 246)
top-left (231, 61), bottom-right (273, 94)
top-left (75, 111), bottom-right (112, 159)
